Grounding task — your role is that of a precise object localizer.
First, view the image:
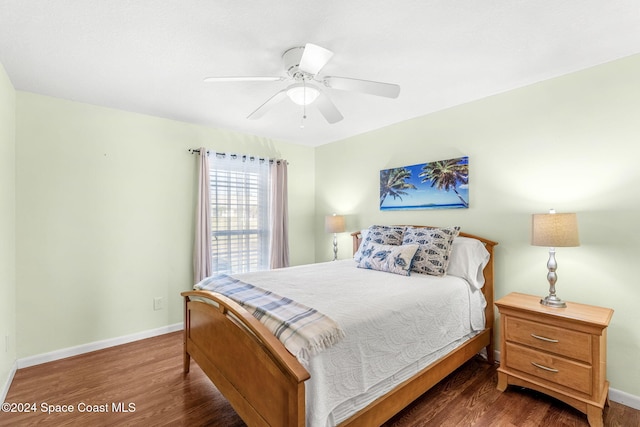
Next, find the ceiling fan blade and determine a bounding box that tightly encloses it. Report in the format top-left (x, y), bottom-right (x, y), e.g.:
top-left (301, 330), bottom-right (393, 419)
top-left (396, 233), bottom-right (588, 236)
top-left (247, 89), bottom-right (288, 120)
top-left (204, 76), bottom-right (285, 83)
top-left (298, 43), bottom-right (334, 76)
top-left (315, 92), bottom-right (343, 124)
top-left (322, 76), bottom-right (400, 98)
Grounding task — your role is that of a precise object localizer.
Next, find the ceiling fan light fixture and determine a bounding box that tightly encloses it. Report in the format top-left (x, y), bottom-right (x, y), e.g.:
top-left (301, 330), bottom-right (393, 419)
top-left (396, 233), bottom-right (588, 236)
top-left (287, 83), bottom-right (320, 105)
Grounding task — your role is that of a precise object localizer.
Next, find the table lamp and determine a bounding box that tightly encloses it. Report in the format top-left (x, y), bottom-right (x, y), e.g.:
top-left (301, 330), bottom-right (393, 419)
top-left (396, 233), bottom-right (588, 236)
top-left (325, 214), bottom-right (345, 261)
top-left (531, 209), bottom-right (580, 308)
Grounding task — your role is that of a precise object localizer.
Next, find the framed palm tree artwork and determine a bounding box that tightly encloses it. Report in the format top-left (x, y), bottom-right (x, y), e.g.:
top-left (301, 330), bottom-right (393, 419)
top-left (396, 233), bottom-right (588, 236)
top-left (380, 156), bottom-right (469, 210)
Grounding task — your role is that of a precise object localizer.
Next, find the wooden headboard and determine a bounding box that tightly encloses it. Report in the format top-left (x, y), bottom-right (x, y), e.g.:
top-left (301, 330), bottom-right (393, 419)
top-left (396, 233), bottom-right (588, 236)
top-left (350, 226), bottom-right (498, 360)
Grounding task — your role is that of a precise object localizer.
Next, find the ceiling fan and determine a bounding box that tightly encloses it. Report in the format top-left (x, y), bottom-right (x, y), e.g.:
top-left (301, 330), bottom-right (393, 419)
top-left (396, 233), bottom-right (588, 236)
top-left (203, 43), bottom-right (401, 124)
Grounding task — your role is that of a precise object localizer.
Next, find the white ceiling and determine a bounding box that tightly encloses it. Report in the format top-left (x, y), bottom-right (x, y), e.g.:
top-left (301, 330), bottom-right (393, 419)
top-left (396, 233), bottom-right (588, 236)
top-left (1, 1), bottom-right (639, 147)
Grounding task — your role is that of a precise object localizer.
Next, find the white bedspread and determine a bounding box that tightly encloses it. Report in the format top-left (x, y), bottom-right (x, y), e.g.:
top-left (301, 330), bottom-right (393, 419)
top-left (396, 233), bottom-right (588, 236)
top-left (233, 259), bottom-right (487, 427)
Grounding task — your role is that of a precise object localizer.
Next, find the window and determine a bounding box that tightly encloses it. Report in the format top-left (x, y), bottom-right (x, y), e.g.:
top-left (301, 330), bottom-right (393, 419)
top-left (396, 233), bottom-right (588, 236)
top-left (209, 154), bottom-right (270, 274)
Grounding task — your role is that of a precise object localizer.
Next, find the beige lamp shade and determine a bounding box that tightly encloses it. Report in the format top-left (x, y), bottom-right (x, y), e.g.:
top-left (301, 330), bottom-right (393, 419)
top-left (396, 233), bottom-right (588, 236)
top-left (325, 214), bottom-right (345, 233)
top-left (531, 212), bottom-right (580, 247)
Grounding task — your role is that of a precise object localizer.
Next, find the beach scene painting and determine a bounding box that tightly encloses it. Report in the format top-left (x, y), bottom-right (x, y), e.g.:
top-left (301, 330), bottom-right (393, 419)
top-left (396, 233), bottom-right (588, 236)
top-left (380, 156), bottom-right (469, 211)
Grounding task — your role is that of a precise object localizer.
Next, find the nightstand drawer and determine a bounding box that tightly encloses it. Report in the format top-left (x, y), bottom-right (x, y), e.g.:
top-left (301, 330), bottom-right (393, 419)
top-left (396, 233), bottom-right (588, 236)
top-left (505, 342), bottom-right (592, 395)
top-left (505, 316), bottom-right (591, 363)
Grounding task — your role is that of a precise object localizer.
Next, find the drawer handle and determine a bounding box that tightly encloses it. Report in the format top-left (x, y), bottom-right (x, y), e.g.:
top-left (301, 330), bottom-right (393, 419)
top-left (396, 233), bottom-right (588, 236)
top-left (531, 362), bottom-right (559, 373)
top-left (530, 333), bottom-right (559, 343)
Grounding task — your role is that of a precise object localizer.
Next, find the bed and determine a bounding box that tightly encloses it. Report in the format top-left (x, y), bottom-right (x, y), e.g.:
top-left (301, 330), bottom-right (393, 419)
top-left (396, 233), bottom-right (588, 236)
top-left (181, 226), bottom-right (497, 426)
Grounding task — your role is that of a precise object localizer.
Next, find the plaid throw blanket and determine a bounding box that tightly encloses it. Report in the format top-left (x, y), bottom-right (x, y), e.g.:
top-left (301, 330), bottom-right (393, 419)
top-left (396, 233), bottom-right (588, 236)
top-left (195, 274), bottom-right (345, 364)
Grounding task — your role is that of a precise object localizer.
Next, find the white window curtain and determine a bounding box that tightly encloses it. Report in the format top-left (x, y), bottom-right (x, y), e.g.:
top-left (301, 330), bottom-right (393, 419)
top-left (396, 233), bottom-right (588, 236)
top-left (193, 149), bottom-right (212, 283)
top-left (193, 149), bottom-right (289, 282)
top-left (269, 160), bottom-right (289, 269)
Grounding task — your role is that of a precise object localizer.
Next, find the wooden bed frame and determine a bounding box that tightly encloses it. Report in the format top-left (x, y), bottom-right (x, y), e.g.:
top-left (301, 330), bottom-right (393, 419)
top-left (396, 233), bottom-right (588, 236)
top-left (181, 227), bottom-right (497, 426)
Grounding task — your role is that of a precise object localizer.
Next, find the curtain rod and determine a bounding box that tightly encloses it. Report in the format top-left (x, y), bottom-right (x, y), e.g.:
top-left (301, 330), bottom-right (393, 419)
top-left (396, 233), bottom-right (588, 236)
top-left (188, 149), bottom-right (288, 164)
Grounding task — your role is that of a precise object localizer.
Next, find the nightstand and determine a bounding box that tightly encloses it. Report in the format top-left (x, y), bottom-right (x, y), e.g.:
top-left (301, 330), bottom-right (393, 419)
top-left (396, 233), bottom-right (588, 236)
top-left (495, 292), bottom-right (613, 427)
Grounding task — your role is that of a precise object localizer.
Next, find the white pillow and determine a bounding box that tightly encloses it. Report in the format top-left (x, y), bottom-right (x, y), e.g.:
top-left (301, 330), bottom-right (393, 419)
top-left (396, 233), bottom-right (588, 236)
top-left (447, 237), bottom-right (490, 289)
top-left (357, 243), bottom-right (419, 276)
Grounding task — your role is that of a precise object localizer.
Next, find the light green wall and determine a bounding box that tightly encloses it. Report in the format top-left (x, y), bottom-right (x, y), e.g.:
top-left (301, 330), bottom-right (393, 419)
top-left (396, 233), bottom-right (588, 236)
top-left (0, 63), bottom-right (17, 393)
top-left (15, 93), bottom-right (315, 357)
top-left (315, 54), bottom-right (640, 397)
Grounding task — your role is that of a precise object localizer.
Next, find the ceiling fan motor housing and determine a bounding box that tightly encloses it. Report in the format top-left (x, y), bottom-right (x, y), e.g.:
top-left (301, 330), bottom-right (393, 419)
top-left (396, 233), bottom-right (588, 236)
top-left (282, 46), bottom-right (312, 81)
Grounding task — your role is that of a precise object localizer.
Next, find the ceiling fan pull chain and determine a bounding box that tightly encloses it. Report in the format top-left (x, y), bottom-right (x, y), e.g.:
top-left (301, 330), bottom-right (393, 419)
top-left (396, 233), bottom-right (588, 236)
top-left (303, 80), bottom-right (307, 105)
top-left (300, 80), bottom-right (307, 128)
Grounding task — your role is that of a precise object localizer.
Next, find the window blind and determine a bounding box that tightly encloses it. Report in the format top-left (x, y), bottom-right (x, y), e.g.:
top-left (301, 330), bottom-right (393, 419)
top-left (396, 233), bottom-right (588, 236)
top-left (209, 155), bottom-right (270, 274)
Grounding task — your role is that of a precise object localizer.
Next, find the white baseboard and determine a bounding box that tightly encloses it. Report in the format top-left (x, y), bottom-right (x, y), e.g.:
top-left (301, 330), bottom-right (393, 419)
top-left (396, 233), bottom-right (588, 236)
top-left (16, 323), bottom-right (183, 369)
top-left (1, 360), bottom-right (18, 403)
top-left (493, 349), bottom-right (640, 410)
top-left (609, 388), bottom-right (640, 411)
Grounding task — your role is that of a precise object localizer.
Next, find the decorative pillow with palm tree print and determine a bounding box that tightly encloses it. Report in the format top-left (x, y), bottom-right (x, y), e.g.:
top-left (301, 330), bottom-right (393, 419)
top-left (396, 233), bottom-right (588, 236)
top-left (354, 225), bottom-right (406, 262)
top-left (402, 226), bottom-right (460, 276)
top-left (357, 243), bottom-right (419, 276)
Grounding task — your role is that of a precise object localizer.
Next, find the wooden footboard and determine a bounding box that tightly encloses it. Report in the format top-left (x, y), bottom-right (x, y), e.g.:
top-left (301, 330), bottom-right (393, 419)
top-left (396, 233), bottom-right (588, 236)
top-left (182, 290), bottom-right (309, 427)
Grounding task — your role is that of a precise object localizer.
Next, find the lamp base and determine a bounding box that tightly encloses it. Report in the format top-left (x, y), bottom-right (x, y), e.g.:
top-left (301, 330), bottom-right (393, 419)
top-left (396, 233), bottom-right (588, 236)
top-left (540, 295), bottom-right (567, 308)
top-left (540, 247), bottom-right (567, 308)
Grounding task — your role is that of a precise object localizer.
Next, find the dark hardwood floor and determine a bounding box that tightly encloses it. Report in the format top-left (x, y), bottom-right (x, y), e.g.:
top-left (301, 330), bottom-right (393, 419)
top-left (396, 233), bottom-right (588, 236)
top-left (1, 331), bottom-right (637, 426)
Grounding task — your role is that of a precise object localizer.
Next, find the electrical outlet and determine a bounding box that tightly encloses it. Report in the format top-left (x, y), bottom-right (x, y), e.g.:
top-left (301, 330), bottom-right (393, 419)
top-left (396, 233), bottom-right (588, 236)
top-left (153, 297), bottom-right (163, 311)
